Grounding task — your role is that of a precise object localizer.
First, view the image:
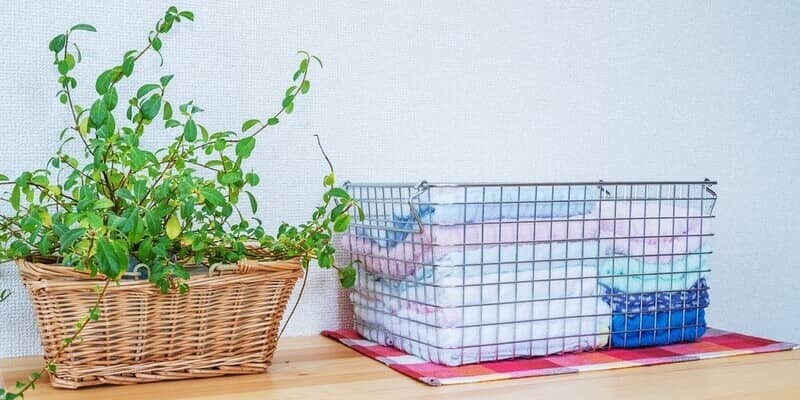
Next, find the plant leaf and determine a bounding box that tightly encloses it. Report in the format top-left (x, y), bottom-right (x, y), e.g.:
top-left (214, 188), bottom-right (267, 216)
top-left (93, 198), bottom-right (114, 209)
top-left (183, 119), bottom-right (197, 142)
top-left (317, 248), bottom-right (332, 268)
top-left (219, 172), bottom-right (242, 185)
top-left (96, 238), bottom-right (127, 279)
top-left (145, 212), bottom-right (161, 235)
top-left (328, 188), bottom-right (351, 200)
top-left (90, 100), bottom-right (108, 126)
top-left (199, 187), bottom-right (225, 207)
top-left (59, 228), bottom-right (86, 253)
top-left (163, 101), bottom-right (172, 120)
top-left (165, 214), bottom-right (181, 239)
top-left (333, 213), bottom-right (351, 233)
top-left (338, 264), bottom-right (357, 288)
top-left (160, 74), bottom-right (174, 87)
top-left (140, 94), bottom-right (161, 120)
top-left (235, 137), bottom-right (256, 158)
top-left (49, 34), bottom-right (66, 53)
top-left (122, 57), bottom-right (135, 76)
top-left (136, 84), bottom-right (161, 99)
top-left (241, 119), bottom-right (260, 133)
top-left (95, 69), bottom-right (115, 95)
top-left (9, 185), bottom-right (20, 211)
top-left (245, 191), bottom-right (258, 213)
top-left (245, 172), bottom-right (259, 186)
top-left (70, 24), bottom-right (97, 32)
top-left (137, 237), bottom-right (153, 260)
top-left (151, 36), bottom-right (162, 51)
top-left (103, 87), bottom-right (118, 110)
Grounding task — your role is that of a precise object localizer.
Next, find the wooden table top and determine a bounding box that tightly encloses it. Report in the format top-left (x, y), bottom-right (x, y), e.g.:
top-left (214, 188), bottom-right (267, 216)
top-left (2, 336), bottom-right (799, 399)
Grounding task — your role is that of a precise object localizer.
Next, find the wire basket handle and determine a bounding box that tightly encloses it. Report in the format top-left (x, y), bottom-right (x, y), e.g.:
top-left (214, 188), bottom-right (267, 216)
top-left (704, 178), bottom-right (718, 214)
top-left (406, 180), bottom-right (429, 234)
top-left (342, 181), bottom-right (428, 235)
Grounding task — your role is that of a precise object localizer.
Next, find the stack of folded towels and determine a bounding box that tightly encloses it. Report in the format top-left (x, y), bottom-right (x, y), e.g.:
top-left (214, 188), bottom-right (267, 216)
top-left (593, 201), bottom-right (711, 348)
top-left (346, 186), bottom-right (711, 366)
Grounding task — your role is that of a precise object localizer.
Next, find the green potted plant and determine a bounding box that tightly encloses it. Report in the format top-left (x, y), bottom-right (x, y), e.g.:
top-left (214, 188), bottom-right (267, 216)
top-left (0, 6), bottom-right (360, 396)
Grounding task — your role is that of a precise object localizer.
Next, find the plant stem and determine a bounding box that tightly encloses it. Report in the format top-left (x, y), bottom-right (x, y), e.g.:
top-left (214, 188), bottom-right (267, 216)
top-left (0, 289), bottom-right (10, 303)
top-left (314, 134), bottom-right (334, 175)
top-left (183, 53), bottom-right (314, 156)
top-left (10, 280), bottom-right (110, 398)
top-left (58, 149), bottom-right (99, 184)
top-left (61, 32), bottom-right (94, 157)
top-left (240, 55), bottom-right (311, 141)
top-left (278, 265), bottom-right (308, 339)
top-left (28, 182), bottom-right (77, 204)
top-left (185, 160), bottom-right (222, 173)
top-left (138, 135), bottom-right (184, 207)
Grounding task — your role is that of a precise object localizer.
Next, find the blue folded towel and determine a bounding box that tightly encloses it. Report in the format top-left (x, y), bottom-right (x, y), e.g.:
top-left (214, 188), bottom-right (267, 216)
top-left (601, 278), bottom-right (710, 313)
top-left (610, 308), bottom-right (707, 348)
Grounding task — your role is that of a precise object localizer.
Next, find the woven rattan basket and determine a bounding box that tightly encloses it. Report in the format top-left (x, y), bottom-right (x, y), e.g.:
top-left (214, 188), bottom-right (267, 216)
top-left (16, 256), bottom-right (302, 389)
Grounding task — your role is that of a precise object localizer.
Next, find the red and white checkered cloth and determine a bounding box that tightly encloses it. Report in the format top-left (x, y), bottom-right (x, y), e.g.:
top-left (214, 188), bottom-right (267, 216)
top-left (322, 328), bottom-right (798, 386)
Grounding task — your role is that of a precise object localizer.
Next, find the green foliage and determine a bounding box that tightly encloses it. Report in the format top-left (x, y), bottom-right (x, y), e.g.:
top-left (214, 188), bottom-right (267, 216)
top-left (0, 7), bottom-right (361, 399)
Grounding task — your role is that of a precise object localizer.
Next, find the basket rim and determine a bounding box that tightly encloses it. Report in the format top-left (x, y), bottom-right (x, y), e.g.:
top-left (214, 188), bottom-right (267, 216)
top-left (16, 256), bottom-right (303, 285)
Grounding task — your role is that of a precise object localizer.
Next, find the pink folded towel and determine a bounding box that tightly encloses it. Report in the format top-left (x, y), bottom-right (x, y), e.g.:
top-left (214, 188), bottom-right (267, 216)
top-left (344, 203), bottom-right (710, 278)
top-left (343, 216), bottom-right (598, 278)
top-left (592, 202), bottom-right (711, 264)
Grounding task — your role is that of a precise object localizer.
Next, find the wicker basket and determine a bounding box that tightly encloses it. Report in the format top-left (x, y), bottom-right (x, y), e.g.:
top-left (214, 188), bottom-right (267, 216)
top-left (16, 256), bottom-right (303, 389)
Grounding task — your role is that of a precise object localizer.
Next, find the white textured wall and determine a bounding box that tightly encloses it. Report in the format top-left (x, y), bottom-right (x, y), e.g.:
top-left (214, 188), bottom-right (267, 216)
top-left (1, 1), bottom-right (798, 357)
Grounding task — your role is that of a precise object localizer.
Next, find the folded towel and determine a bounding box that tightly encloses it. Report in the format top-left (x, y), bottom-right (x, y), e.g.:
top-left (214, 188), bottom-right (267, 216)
top-left (353, 292), bottom-right (611, 366)
top-left (348, 202), bottom-right (708, 278)
top-left (592, 202), bottom-right (711, 263)
top-left (345, 217), bottom-right (600, 278)
top-left (359, 241), bottom-right (603, 308)
top-left (601, 278), bottom-right (709, 313)
top-left (610, 308), bottom-right (707, 347)
top-left (351, 240), bottom-right (611, 366)
top-left (598, 251), bottom-right (709, 294)
top-left (360, 186), bottom-right (602, 246)
top-left (353, 263), bottom-right (603, 327)
top-left (410, 185), bottom-right (601, 223)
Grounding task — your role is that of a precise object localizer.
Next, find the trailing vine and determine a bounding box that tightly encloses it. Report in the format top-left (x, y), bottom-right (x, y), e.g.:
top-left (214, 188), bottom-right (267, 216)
top-left (0, 7), bottom-right (360, 399)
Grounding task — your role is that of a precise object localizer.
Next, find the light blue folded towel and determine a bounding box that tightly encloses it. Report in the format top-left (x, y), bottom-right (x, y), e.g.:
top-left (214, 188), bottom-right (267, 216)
top-left (411, 185), bottom-right (600, 224)
top-left (362, 185), bottom-right (601, 246)
top-left (598, 251), bottom-right (710, 294)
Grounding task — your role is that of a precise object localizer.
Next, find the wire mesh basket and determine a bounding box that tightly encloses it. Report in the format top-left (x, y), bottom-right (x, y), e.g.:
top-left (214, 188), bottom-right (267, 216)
top-left (342, 180), bottom-right (716, 366)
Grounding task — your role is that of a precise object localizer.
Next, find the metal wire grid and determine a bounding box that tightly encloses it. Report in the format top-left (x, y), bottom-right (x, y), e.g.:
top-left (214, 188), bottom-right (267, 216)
top-left (343, 180), bottom-right (717, 366)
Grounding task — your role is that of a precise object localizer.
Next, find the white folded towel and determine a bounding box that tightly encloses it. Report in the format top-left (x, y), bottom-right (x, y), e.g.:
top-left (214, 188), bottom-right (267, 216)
top-left (352, 242), bottom-right (611, 366)
top-left (352, 290), bottom-right (610, 366)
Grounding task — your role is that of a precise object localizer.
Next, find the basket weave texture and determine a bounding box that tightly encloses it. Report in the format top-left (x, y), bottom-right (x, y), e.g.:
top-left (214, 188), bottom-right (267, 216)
top-left (17, 256), bottom-right (302, 389)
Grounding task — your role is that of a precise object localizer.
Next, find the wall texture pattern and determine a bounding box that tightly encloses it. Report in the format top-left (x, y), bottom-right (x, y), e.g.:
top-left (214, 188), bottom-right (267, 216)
top-left (1, 1), bottom-right (798, 357)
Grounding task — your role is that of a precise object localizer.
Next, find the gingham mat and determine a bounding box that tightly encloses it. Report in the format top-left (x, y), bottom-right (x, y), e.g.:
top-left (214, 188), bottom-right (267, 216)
top-left (321, 328), bottom-right (798, 386)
